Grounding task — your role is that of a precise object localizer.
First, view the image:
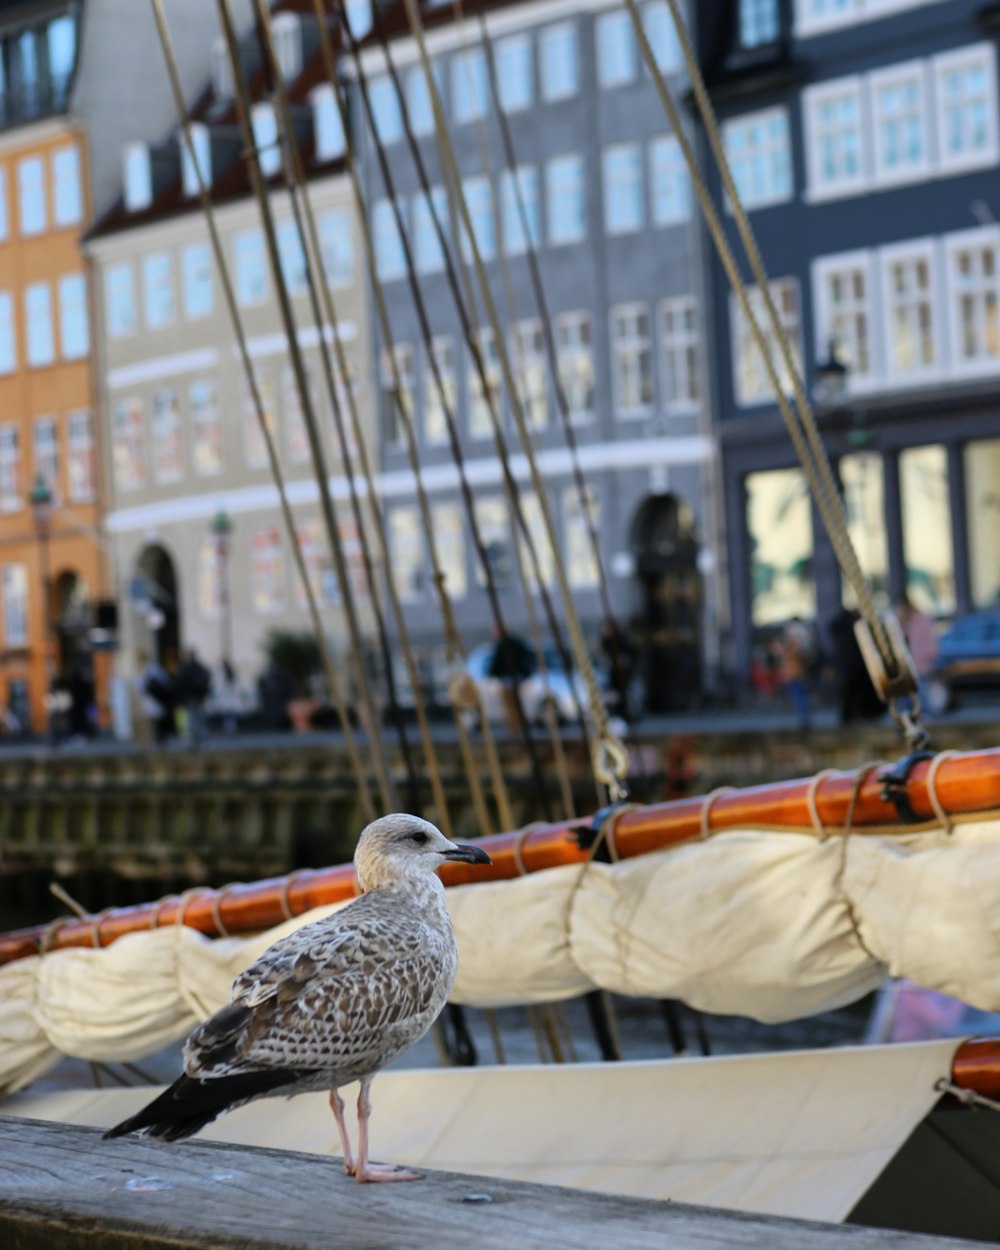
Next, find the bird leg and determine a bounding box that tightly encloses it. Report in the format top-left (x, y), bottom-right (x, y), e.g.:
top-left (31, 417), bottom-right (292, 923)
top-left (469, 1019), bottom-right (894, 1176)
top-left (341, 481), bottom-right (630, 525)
top-left (329, 1088), bottom-right (356, 1175)
top-left (354, 1078), bottom-right (422, 1183)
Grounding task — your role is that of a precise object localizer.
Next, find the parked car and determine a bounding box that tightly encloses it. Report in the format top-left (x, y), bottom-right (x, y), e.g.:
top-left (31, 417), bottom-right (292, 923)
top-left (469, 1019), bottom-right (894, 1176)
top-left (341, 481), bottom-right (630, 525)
top-left (929, 609), bottom-right (1000, 711)
top-left (461, 640), bottom-right (593, 728)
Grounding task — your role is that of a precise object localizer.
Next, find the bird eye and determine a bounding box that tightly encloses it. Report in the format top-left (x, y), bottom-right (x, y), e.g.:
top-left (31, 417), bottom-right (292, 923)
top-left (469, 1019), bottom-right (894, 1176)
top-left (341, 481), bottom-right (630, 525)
top-left (410, 831), bottom-right (429, 845)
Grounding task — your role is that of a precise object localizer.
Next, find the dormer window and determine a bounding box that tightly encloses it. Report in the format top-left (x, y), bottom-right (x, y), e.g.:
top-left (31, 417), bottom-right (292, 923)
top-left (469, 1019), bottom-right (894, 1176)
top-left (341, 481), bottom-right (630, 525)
top-left (123, 142), bottom-right (152, 212)
top-left (311, 84), bottom-right (344, 160)
top-left (738, 0), bottom-right (780, 50)
top-left (272, 12), bottom-right (302, 83)
top-left (181, 123), bottom-right (211, 197)
top-left (211, 37), bottom-right (232, 100)
top-left (344, 0), bottom-right (372, 40)
top-left (252, 102), bottom-right (281, 177)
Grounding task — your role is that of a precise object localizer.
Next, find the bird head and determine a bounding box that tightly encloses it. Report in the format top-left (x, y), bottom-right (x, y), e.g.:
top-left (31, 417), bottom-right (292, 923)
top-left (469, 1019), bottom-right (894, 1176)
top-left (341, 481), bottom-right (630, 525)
top-left (354, 813), bottom-right (492, 892)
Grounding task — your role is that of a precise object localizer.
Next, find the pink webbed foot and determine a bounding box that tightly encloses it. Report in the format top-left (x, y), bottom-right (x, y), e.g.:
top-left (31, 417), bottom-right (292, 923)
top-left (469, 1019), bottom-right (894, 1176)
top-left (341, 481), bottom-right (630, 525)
top-left (355, 1161), bottom-right (424, 1183)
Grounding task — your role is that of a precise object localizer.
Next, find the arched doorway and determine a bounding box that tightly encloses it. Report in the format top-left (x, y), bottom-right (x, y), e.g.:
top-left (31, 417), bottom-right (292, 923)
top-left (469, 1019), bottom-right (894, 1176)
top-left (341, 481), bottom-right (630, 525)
top-left (630, 494), bottom-right (702, 713)
top-left (133, 545), bottom-right (180, 667)
top-left (54, 571), bottom-right (91, 678)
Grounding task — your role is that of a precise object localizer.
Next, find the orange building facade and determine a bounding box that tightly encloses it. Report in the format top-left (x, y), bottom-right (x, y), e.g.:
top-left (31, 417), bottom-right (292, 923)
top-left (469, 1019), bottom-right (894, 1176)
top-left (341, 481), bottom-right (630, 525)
top-left (0, 115), bottom-right (105, 735)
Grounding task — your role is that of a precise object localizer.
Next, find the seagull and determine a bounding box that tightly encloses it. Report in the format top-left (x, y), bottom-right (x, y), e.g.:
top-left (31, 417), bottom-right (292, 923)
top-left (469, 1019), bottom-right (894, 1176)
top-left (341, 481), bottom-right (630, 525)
top-left (105, 813), bottom-right (492, 1182)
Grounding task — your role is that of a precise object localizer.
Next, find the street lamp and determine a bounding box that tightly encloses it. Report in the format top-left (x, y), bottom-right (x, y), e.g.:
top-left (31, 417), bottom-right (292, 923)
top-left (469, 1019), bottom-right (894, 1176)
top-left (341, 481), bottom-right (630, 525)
top-left (211, 509), bottom-right (233, 672)
top-left (813, 339), bottom-right (849, 413)
top-left (29, 472), bottom-right (55, 740)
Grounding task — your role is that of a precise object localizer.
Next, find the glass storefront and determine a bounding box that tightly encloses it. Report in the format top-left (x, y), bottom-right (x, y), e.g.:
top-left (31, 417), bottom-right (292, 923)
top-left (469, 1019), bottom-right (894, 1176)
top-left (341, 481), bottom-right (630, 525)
top-left (965, 438), bottom-right (1000, 608)
top-left (840, 452), bottom-right (888, 606)
top-left (900, 444), bottom-right (955, 615)
top-left (746, 467), bottom-right (815, 625)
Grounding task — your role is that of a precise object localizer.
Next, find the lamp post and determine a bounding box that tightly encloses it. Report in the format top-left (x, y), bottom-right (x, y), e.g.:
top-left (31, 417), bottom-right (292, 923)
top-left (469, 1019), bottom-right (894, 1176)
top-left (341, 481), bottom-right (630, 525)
top-left (29, 472), bottom-right (55, 740)
top-left (814, 339), bottom-right (849, 413)
top-left (211, 509), bottom-right (233, 671)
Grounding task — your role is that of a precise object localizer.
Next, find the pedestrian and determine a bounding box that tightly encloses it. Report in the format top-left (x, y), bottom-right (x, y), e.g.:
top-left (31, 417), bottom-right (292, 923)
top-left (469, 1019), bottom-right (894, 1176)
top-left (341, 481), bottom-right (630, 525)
top-left (779, 616), bottom-right (812, 729)
top-left (137, 652), bottom-right (175, 744)
top-left (486, 627), bottom-right (534, 734)
top-left (895, 591), bottom-right (939, 710)
top-left (176, 648), bottom-right (212, 744)
top-left (828, 607), bottom-right (882, 725)
top-left (600, 619), bottom-right (636, 722)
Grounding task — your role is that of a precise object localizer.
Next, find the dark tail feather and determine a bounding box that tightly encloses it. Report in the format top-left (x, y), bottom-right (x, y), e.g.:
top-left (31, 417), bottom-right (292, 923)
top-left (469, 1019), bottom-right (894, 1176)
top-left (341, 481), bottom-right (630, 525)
top-left (103, 1068), bottom-right (306, 1143)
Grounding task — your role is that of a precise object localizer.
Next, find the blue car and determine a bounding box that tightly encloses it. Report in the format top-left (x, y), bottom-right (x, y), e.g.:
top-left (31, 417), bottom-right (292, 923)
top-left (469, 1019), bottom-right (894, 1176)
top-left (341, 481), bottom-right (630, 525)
top-left (930, 610), bottom-right (1000, 710)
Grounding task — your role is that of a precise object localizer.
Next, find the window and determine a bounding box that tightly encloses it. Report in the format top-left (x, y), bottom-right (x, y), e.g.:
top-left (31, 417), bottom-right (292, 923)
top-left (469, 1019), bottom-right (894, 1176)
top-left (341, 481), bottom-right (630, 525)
top-left (511, 321), bottom-right (547, 429)
top-left (25, 282), bottom-right (53, 367)
top-left (181, 123), bottom-right (211, 196)
top-left (52, 146), bottom-right (81, 226)
top-left (272, 12), bottom-right (302, 82)
top-left (871, 62), bottom-right (928, 185)
top-left (881, 242), bottom-right (937, 379)
top-left (112, 398), bottom-right (146, 490)
top-left (152, 389), bottom-right (183, 484)
top-left (143, 252), bottom-right (175, 328)
top-left (0, 292), bottom-right (16, 374)
top-left (319, 207), bottom-right (353, 286)
top-left (311, 84), bottom-right (345, 161)
top-left (48, 14), bottom-right (76, 98)
top-left (381, 343), bottom-right (415, 446)
top-left (500, 166), bottom-right (539, 256)
top-left (840, 452), bottom-right (888, 601)
top-left (251, 525), bottom-right (284, 613)
top-left (603, 144), bottom-right (644, 234)
top-left (452, 48), bottom-right (487, 124)
top-left (210, 37), bottom-right (232, 99)
top-left (413, 186), bottom-right (447, 274)
top-left (965, 440), bottom-right (1000, 607)
top-left (33, 417), bottom-right (58, 494)
top-left (424, 337), bottom-right (454, 444)
top-left (277, 220), bottom-right (307, 296)
top-left (282, 365), bottom-right (311, 463)
top-left (946, 231), bottom-right (1000, 372)
top-left (746, 468), bottom-right (815, 625)
top-left (540, 22), bottom-right (577, 101)
top-left (565, 487), bottom-right (600, 589)
top-left (234, 230), bottom-right (268, 306)
top-left (373, 198), bottom-right (407, 280)
top-left (813, 252), bottom-right (875, 385)
top-left (58, 273), bottom-right (88, 359)
top-left (796, 0), bottom-right (944, 39)
top-left (739, 0), bottom-right (780, 48)
top-left (198, 536), bottom-right (223, 619)
top-left (295, 520), bottom-right (334, 610)
top-left (252, 103), bottom-right (281, 178)
top-left (0, 169), bottom-right (8, 241)
top-left (461, 176), bottom-right (495, 261)
top-left (389, 506), bottom-right (425, 601)
top-left (934, 45), bottom-right (999, 175)
top-left (517, 493), bottom-right (556, 590)
top-left (123, 143), bottom-right (151, 212)
top-left (611, 304), bottom-right (654, 413)
top-left (67, 411), bottom-right (95, 502)
top-left (649, 135), bottom-right (689, 225)
top-left (2, 565), bottom-right (27, 646)
top-left (18, 156), bottom-right (45, 234)
top-left (731, 278), bottom-right (802, 405)
top-left (407, 66), bottom-right (433, 136)
top-left (190, 379), bottom-right (222, 476)
top-left (644, 1), bottom-right (682, 74)
top-left (556, 312), bottom-right (594, 421)
top-left (0, 427), bottom-right (19, 512)
top-left (597, 12), bottom-right (637, 88)
top-left (468, 327), bottom-right (502, 437)
top-left (474, 497), bottom-right (511, 587)
top-left (802, 79), bottom-right (866, 200)
top-left (242, 375), bottom-right (276, 469)
top-left (724, 107), bottom-right (792, 208)
top-left (547, 154), bottom-right (585, 245)
top-left (496, 34), bottom-right (532, 113)
top-left (433, 503), bottom-right (467, 599)
top-left (105, 263), bottom-right (137, 337)
top-left (659, 297), bottom-right (700, 410)
top-left (368, 76), bottom-right (401, 144)
top-left (900, 444), bottom-right (954, 615)
top-left (182, 243), bottom-right (213, 319)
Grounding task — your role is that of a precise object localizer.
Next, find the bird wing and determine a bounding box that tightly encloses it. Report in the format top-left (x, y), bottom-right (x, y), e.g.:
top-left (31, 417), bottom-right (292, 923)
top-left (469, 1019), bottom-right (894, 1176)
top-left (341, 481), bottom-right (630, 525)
top-left (183, 896), bottom-right (454, 1079)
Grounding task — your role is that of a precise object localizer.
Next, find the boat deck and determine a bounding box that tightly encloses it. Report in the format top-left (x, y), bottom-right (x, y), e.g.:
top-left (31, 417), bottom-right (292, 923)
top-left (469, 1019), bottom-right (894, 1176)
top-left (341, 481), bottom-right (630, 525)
top-left (0, 1115), bottom-right (971, 1249)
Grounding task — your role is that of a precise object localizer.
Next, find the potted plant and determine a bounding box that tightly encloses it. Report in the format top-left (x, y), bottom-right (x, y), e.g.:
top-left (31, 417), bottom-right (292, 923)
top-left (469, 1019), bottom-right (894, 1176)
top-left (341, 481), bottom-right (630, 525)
top-left (260, 628), bottom-right (323, 732)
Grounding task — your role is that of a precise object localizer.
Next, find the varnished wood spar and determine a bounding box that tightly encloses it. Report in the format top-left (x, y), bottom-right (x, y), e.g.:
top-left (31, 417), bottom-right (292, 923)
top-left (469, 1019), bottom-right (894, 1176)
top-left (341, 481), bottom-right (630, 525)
top-left (0, 1116), bottom-right (973, 1250)
top-left (951, 1038), bottom-right (1000, 1101)
top-left (3, 746), bottom-right (1000, 967)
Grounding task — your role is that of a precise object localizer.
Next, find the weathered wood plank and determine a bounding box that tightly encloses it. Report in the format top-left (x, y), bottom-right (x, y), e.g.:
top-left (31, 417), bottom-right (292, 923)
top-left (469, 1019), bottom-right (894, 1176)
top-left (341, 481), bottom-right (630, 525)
top-left (0, 1116), bottom-right (971, 1250)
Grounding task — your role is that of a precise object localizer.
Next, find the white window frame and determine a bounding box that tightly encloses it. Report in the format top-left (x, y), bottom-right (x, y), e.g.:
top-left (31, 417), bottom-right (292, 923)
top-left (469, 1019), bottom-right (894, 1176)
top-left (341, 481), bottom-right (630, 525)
top-left (52, 145), bottom-right (82, 226)
top-left (603, 143), bottom-right (645, 235)
top-left (495, 33), bottom-right (533, 114)
top-left (944, 226), bottom-right (1000, 379)
top-left (33, 416), bottom-right (57, 496)
top-left (58, 273), bottom-right (89, 360)
top-left (795, 0), bottom-right (942, 39)
top-left (0, 169), bottom-right (8, 241)
top-left (649, 134), bottom-right (690, 226)
top-left (870, 59), bottom-right (931, 189)
top-left (546, 153), bottom-right (586, 246)
top-left (105, 262), bottom-right (137, 337)
top-left (373, 197), bottom-right (408, 281)
top-left (181, 122), bottom-right (211, 197)
top-left (251, 524), bottom-right (285, 614)
top-left (802, 76), bottom-right (868, 202)
top-left (500, 165), bottom-right (539, 256)
top-left (368, 75), bottom-right (402, 145)
top-left (451, 47), bottom-right (488, 124)
top-left (25, 282), bottom-right (54, 368)
top-left (555, 310), bottom-right (594, 424)
top-left (182, 242), bottom-right (213, 319)
top-left (311, 84), bottom-right (345, 161)
top-left (143, 251), bottom-right (175, 329)
top-left (272, 11), bottom-right (302, 82)
top-left (67, 410), bottom-right (95, 503)
top-left (468, 327), bottom-right (502, 438)
top-left (319, 207), bottom-right (354, 287)
top-left (2, 564), bottom-right (27, 646)
top-left (932, 43), bottom-right (1000, 177)
top-left (18, 156), bottom-right (46, 235)
top-left (424, 336), bottom-right (455, 445)
top-left (0, 291), bottom-right (16, 374)
top-left (0, 426), bottom-right (19, 513)
top-left (879, 237), bottom-right (942, 384)
top-left (123, 143), bottom-right (151, 213)
top-left (539, 21), bottom-right (578, 102)
top-left (658, 296), bottom-right (701, 413)
top-left (596, 11), bottom-right (637, 89)
top-left (234, 230), bottom-right (268, 307)
top-left (151, 388), bottom-right (184, 485)
top-left (511, 319), bottom-right (548, 430)
top-left (729, 277), bottom-right (803, 408)
top-left (461, 176), bottom-right (495, 261)
top-left (811, 249), bottom-right (880, 393)
top-left (722, 106), bottom-right (793, 210)
top-left (610, 303), bottom-right (654, 417)
top-left (251, 102), bottom-right (281, 178)
top-left (413, 186), bottom-right (447, 275)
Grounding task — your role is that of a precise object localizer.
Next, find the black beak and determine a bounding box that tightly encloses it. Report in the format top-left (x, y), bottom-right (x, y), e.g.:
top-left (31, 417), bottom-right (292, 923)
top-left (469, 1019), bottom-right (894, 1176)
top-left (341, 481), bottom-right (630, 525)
top-left (444, 842), bottom-right (493, 865)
